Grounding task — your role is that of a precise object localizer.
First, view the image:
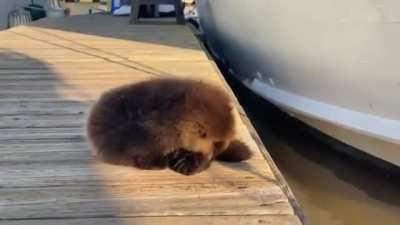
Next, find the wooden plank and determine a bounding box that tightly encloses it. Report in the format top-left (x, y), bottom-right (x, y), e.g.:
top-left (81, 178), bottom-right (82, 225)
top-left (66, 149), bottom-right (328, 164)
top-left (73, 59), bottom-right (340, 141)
top-left (0, 131), bottom-right (85, 141)
top-left (1, 201), bottom-right (292, 220)
top-left (0, 101), bottom-right (89, 115)
top-left (0, 47), bottom-right (204, 54)
top-left (0, 163), bottom-right (288, 219)
top-left (0, 149), bottom-right (91, 164)
top-left (0, 70), bottom-right (215, 77)
top-left (0, 163), bottom-right (276, 187)
top-left (0, 49), bottom-right (206, 60)
top-left (0, 114), bottom-right (86, 128)
top-left (0, 55), bottom-right (207, 63)
top-left (0, 61), bottom-right (217, 76)
top-left (0, 120), bottom-right (83, 128)
top-left (0, 142), bottom-right (89, 151)
top-left (0, 160), bottom-right (272, 187)
top-left (3, 215), bottom-right (302, 225)
top-left (0, 157), bottom-right (287, 218)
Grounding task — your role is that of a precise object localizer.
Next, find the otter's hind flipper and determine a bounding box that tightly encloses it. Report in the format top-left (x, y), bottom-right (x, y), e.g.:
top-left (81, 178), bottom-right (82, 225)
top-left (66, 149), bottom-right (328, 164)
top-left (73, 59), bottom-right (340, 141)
top-left (216, 140), bottom-right (252, 162)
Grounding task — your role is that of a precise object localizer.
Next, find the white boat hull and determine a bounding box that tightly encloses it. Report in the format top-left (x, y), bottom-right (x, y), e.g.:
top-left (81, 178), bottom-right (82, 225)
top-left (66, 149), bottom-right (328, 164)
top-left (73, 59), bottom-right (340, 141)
top-left (197, 0), bottom-right (400, 167)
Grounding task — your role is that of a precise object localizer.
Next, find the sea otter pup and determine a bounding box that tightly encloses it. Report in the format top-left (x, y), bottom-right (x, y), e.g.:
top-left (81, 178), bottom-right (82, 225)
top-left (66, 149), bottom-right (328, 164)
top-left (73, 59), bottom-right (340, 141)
top-left (87, 78), bottom-right (252, 175)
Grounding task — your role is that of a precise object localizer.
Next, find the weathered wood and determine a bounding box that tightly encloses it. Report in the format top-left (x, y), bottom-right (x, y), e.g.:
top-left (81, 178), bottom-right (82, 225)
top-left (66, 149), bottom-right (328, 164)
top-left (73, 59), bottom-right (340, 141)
top-left (0, 101), bottom-right (89, 115)
top-left (0, 159), bottom-right (273, 186)
top-left (0, 14), bottom-right (302, 224)
top-left (4, 215), bottom-right (301, 225)
top-left (1, 180), bottom-right (290, 219)
top-left (0, 61), bottom-right (217, 77)
top-left (0, 114), bottom-right (85, 128)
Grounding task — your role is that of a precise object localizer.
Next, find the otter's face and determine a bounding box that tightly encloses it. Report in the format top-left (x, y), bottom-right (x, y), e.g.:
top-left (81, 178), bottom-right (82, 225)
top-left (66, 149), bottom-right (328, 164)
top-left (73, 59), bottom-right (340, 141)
top-left (168, 122), bottom-right (234, 175)
top-left (179, 129), bottom-right (216, 166)
top-left (182, 122), bottom-right (235, 158)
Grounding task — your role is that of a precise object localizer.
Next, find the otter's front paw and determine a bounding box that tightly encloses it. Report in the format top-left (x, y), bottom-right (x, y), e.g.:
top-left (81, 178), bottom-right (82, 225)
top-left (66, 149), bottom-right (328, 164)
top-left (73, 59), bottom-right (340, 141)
top-left (167, 149), bottom-right (204, 176)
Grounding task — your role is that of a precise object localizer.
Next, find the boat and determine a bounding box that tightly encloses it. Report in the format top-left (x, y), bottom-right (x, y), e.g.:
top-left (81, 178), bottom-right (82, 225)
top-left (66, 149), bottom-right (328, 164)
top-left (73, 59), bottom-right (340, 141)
top-left (197, 1), bottom-right (400, 168)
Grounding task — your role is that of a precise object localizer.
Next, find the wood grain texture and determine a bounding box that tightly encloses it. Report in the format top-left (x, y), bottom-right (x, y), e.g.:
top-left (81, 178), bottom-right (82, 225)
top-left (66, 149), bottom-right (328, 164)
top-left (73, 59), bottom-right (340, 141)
top-left (4, 215), bottom-right (301, 225)
top-left (0, 14), bottom-right (302, 225)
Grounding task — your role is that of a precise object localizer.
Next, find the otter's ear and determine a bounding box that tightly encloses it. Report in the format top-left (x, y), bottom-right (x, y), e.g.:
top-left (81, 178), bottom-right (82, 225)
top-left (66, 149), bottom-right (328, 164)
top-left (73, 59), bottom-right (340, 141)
top-left (216, 140), bottom-right (252, 162)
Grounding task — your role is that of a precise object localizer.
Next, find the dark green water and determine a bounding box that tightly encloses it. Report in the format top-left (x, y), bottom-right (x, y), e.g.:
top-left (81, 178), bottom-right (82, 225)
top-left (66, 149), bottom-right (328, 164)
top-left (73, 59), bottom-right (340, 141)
top-left (225, 75), bottom-right (400, 225)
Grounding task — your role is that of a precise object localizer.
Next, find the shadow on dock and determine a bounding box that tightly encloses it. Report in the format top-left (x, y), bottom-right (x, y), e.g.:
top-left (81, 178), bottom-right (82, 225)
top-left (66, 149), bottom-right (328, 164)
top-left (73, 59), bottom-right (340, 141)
top-left (0, 50), bottom-right (127, 222)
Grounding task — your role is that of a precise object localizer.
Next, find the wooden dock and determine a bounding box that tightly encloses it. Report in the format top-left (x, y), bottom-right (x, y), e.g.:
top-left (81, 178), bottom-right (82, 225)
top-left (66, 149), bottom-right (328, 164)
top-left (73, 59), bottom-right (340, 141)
top-left (0, 14), bottom-right (303, 225)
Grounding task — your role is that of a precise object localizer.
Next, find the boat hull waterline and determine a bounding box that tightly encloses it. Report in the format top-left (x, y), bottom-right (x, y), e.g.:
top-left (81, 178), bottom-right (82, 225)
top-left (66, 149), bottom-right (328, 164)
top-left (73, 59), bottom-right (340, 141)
top-left (197, 0), bottom-right (400, 167)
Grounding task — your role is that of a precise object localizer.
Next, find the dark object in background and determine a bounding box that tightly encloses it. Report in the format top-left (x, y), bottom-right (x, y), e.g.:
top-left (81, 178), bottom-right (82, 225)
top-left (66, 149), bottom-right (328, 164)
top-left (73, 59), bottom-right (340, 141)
top-left (158, 10), bottom-right (176, 18)
top-left (24, 3), bottom-right (46, 21)
top-left (138, 4), bottom-right (155, 18)
top-left (130, 0), bottom-right (185, 24)
top-left (187, 18), bottom-right (199, 29)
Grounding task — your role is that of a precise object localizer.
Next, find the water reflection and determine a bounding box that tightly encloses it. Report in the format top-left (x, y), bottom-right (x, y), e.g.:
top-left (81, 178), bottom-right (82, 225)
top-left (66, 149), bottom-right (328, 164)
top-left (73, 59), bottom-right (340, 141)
top-left (225, 75), bottom-right (400, 225)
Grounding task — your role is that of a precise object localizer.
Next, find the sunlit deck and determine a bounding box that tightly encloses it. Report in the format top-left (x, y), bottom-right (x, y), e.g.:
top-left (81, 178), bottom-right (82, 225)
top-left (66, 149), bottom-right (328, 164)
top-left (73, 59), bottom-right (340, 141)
top-left (0, 14), bottom-right (302, 224)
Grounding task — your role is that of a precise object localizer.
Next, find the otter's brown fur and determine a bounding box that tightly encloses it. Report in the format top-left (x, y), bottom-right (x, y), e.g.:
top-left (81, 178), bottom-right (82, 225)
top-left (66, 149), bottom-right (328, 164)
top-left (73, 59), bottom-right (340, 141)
top-left (87, 78), bottom-right (252, 175)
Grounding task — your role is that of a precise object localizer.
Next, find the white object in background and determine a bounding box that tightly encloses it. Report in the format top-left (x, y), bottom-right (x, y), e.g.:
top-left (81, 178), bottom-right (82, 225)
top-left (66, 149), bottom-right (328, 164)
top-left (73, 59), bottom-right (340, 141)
top-left (112, 5), bottom-right (131, 15)
top-left (184, 5), bottom-right (198, 19)
top-left (46, 0), bottom-right (66, 18)
top-left (112, 4), bottom-right (176, 16)
top-left (113, 0), bottom-right (121, 9)
top-left (158, 4), bottom-right (174, 13)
